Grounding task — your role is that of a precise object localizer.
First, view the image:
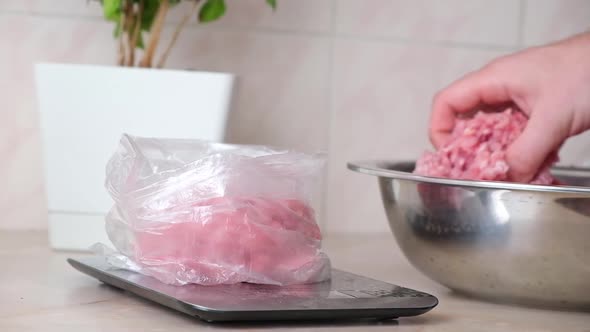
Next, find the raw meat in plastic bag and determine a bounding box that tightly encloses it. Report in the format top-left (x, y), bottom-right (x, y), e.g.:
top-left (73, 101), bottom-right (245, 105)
top-left (99, 134), bottom-right (331, 286)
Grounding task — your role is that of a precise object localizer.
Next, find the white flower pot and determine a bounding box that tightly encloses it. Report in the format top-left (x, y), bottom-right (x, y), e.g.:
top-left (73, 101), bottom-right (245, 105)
top-left (35, 63), bottom-right (235, 251)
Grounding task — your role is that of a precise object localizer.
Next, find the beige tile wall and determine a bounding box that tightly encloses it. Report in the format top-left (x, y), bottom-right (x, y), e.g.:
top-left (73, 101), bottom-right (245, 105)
top-left (0, 0), bottom-right (589, 231)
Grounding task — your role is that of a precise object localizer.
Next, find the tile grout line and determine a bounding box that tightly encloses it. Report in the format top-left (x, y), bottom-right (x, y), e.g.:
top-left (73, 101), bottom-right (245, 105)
top-left (517, 0), bottom-right (527, 48)
top-left (48, 209), bottom-right (105, 216)
top-left (322, 0), bottom-right (339, 236)
top-left (0, 10), bottom-right (515, 53)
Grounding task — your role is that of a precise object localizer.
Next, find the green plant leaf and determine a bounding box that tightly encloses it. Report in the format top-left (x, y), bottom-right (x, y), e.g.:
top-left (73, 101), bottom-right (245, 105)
top-left (136, 32), bottom-right (145, 48)
top-left (266, 0), bottom-right (276, 10)
top-left (113, 21), bottom-right (122, 37)
top-left (103, 0), bottom-right (122, 21)
top-left (199, 0), bottom-right (226, 23)
top-left (141, 0), bottom-right (160, 30)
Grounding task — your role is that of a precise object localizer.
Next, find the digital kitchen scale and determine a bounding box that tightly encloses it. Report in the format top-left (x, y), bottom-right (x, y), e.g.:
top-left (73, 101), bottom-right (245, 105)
top-left (68, 257), bottom-right (438, 322)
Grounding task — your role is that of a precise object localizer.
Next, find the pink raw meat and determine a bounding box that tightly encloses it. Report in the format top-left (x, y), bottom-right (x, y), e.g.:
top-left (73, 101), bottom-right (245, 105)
top-left (127, 196), bottom-right (330, 286)
top-left (414, 108), bottom-right (558, 184)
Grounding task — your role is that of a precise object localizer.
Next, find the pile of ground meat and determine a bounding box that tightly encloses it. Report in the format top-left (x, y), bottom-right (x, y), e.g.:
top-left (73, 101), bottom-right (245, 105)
top-left (414, 108), bottom-right (558, 184)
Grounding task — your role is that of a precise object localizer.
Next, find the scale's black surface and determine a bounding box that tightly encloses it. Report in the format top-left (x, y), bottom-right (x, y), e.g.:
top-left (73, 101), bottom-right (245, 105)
top-left (68, 257), bottom-right (438, 322)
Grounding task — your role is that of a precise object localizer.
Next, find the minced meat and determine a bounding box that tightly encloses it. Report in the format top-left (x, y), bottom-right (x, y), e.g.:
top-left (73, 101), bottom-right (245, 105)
top-left (414, 108), bottom-right (557, 184)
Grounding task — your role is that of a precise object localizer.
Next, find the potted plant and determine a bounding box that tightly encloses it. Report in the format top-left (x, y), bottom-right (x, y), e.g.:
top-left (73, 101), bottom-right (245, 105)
top-left (101, 0), bottom-right (276, 67)
top-left (35, 0), bottom-right (276, 251)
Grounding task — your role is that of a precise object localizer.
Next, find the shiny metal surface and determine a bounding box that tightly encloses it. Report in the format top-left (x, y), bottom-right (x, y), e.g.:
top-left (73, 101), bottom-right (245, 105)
top-left (348, 160), bottom-right (590, 309)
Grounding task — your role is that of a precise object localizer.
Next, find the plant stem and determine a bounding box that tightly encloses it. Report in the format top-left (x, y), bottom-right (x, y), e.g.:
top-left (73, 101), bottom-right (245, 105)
top-left (117, 0), bottom-right (128, 66)
top-left (123, 0), bottom-right (134, 66)
top-left (128, 0), bottom-right (144, 66)
top-left (156, 0), bottom-right (199, 68)
top-left (139, 0), bottom-right (170, 68)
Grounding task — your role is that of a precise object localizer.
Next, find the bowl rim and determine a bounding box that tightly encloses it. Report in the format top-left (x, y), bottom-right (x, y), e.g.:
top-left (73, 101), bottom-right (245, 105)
top-left (348, 160), bottom-right (590, 194)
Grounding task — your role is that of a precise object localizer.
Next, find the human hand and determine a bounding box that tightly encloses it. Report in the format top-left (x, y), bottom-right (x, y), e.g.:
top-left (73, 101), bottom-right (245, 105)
top-left (429, 32), bottom-right (590, 182)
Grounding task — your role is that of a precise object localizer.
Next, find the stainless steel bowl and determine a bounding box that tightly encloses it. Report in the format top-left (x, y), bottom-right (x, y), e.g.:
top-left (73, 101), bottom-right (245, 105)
top-left (349, 161), bottom-right (590, 309)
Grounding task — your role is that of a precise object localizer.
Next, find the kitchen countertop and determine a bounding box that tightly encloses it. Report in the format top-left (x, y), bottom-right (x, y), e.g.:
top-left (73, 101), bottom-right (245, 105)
top-left (1, 231), bottom-right (589, 331)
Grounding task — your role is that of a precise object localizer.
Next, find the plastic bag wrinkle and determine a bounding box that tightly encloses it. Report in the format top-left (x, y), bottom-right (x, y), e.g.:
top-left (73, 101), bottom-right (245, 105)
top-left (99, 134), bottom-right (330, 286)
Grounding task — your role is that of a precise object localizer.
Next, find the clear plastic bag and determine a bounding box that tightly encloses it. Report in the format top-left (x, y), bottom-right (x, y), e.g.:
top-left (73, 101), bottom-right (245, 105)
top-left (99, 134), bottom-right (331, 286)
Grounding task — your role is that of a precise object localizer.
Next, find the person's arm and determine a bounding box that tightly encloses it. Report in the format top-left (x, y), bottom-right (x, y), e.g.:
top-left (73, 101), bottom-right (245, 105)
top-left (430, 32), bottom-right (590, 182)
